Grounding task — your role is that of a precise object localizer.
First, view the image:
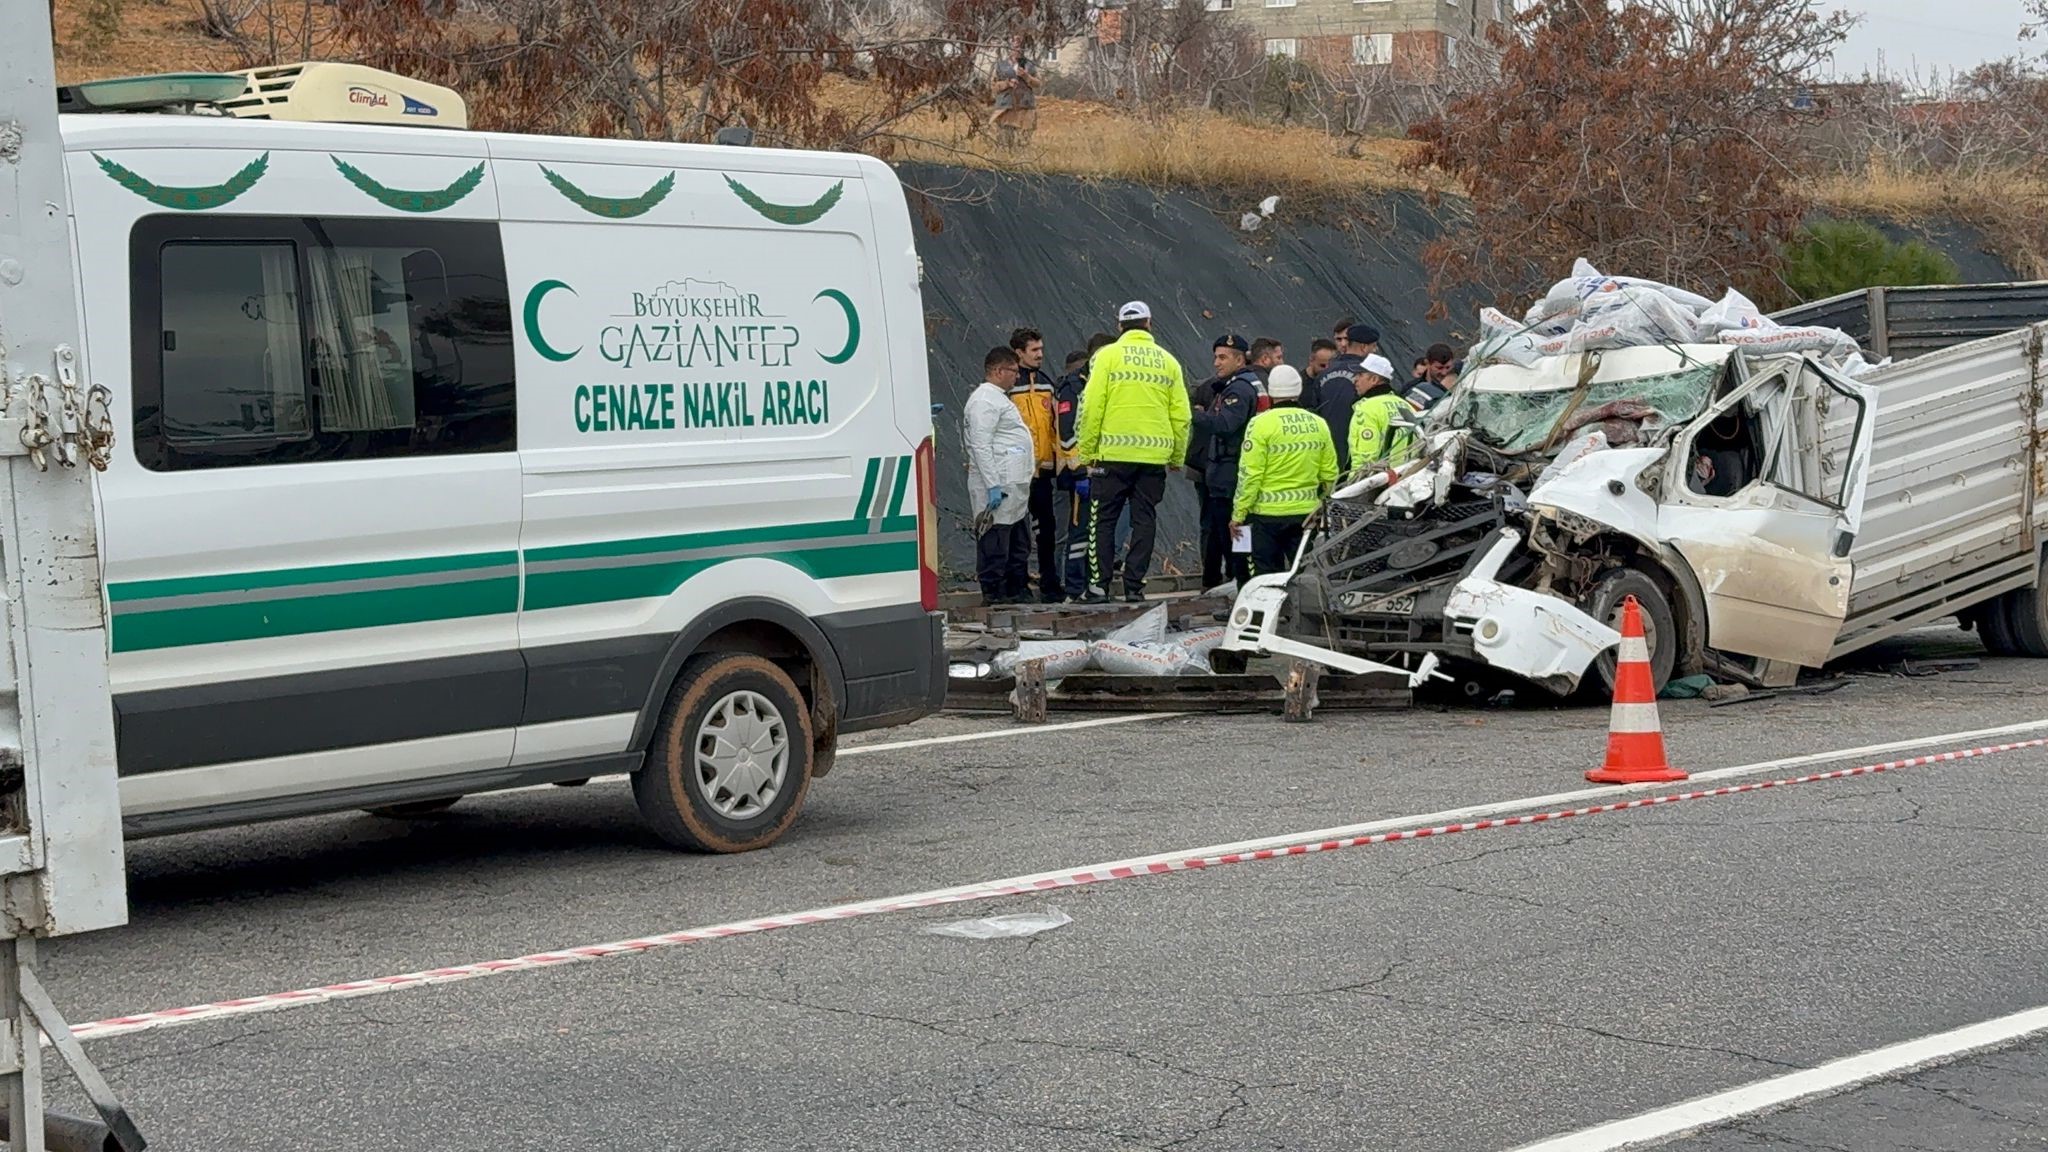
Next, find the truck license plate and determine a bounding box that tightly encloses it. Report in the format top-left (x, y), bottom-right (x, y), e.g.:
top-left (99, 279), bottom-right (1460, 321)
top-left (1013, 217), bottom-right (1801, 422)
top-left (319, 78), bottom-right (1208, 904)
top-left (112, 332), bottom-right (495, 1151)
top-left (1366, 593), bottom-right (1417, 616)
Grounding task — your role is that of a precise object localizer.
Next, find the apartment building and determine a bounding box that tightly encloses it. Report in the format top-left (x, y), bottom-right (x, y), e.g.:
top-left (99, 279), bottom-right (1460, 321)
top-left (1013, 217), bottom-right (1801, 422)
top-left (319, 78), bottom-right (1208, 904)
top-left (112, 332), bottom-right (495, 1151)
top-left (1180, 0), bottom-right (1500, 80)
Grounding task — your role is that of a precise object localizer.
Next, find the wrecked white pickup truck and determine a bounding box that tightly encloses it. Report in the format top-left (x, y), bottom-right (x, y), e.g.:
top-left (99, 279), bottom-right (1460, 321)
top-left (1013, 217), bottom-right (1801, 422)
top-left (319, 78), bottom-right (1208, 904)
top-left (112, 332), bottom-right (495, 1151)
top-left (1222, 286), bottom-right (2048, 698)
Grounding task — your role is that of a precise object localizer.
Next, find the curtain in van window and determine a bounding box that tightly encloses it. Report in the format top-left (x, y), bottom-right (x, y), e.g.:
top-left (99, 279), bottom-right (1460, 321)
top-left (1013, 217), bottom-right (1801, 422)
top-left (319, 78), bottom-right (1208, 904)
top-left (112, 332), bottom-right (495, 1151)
top-left (257, 245), bottom-right (305, 435)
top-left (306, 246), bottom-right (411, 432)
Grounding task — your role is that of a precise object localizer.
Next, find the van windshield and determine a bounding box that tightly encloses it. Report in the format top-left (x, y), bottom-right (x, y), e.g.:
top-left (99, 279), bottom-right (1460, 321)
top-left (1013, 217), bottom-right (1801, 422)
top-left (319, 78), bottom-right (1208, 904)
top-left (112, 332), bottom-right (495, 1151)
top-left (1448, 362), bottom-right (1724, 454)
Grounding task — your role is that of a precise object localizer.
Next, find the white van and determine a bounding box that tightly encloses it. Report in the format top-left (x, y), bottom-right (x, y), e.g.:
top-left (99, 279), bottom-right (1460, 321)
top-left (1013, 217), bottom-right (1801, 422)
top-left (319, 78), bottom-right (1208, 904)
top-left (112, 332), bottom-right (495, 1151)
top-left (55, 67), bottom-right (944, 851)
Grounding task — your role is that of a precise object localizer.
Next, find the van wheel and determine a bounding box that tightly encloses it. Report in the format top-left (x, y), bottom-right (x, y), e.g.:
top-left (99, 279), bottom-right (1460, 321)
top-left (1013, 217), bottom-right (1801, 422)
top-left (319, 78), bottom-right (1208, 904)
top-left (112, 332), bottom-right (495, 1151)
top-left (1577, 567), bottom-right (1676, 701)
top-left (2001, 561), bottom-right (2048, 657)
top-left (365, 797), bottom-right (461, 818)
top-left (633, 653), bottom-right (813, 853)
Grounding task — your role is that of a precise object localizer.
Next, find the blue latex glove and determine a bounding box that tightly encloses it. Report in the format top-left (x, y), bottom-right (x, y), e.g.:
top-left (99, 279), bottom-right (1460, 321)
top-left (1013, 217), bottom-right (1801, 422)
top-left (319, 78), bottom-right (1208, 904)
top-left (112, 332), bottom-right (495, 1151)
top-left (984, 488), bottom-right (1006, 513)
top-left (1074, 477), bottom-right (1090, 499)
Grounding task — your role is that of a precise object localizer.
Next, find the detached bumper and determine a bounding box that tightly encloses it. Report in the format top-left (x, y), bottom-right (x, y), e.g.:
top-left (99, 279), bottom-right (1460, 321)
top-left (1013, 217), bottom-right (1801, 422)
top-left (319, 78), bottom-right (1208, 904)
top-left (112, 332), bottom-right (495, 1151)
top-left (1221, 575), bottom-right (1446, 688)
top-left (1441, 531), bottom-right (1618, 692)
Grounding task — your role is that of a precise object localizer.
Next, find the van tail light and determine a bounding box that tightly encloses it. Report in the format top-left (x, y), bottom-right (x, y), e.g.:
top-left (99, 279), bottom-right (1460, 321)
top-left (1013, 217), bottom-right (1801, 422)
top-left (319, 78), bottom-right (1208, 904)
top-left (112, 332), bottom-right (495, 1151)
top-left (914, 435), bottom-right (939, 612)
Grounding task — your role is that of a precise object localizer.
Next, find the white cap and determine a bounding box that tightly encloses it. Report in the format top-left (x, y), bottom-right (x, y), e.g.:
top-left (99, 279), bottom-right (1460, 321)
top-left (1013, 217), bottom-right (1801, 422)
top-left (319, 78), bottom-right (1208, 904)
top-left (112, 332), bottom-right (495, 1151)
top-left (1117, 300), bottom-right (1152, 322)
top-left (1267, 364), bottom-right (1304, 401)
top-left (1362, 353), bottom-right (1396, 380)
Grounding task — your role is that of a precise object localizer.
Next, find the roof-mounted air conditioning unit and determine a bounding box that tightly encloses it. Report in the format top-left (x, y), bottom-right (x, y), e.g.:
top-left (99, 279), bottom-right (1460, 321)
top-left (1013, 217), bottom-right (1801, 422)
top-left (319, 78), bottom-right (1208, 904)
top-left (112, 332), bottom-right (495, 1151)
top-left (217, 62), bottom-right (467, 129)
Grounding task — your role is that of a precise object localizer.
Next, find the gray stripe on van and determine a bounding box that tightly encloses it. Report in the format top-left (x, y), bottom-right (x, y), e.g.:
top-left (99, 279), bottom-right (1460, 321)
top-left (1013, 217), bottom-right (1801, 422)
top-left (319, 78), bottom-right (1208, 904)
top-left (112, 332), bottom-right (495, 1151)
top-left (109, 563), bottom-right (523, 616)
top-left (869, 456), bottom-right (898, 526)
top-left (524, 531), bottom-right (916, 578)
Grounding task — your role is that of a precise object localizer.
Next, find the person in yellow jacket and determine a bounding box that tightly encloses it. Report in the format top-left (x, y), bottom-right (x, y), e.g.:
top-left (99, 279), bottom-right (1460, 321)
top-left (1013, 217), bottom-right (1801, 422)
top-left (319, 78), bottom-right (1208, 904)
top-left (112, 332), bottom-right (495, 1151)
top-left (1230, 365), bottom-right (1337, 576)
top-left (1075, 301), bottom-right (1192, 602)
top-left (1005, 327), bottom-right (1062, 602)
top-left (1346, 353), bottom-right (1416, 478)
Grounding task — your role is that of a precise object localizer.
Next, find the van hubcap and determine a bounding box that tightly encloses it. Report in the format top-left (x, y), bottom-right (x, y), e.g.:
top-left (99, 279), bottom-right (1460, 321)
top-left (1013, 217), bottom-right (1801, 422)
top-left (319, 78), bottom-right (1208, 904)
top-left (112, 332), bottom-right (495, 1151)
top-left (694, 691), bottom-right (787, 819)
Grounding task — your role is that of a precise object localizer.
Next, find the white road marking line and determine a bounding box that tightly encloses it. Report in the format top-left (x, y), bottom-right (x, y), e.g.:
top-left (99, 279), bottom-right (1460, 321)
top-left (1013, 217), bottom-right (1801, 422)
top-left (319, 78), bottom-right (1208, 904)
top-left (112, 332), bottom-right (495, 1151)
top-left (76, 719), bottom-right (2048, 1042)
top-left (1504, 1003), bottom-right (2048, 1152)
top-left (494, 712), bottom-right (1178, 794)
top-left (840, 712), bottom-right (1176, 755)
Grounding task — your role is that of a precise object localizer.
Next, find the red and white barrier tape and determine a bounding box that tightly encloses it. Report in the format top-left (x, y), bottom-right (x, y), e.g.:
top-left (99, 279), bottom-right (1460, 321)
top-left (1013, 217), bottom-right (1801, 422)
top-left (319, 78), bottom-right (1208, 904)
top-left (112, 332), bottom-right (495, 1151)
top-left (69, 736), bottom-right (2048, 1044)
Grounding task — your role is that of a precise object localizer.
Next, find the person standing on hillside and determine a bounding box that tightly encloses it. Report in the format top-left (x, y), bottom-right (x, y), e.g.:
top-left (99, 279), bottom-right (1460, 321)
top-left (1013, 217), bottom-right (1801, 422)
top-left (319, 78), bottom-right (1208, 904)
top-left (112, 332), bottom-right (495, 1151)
top-left (1231, 365), bottom-right (1337, 577)
top-left (1007, 327), bottom-right (1063, 603)
top-left (1316, 323), bottom-right (1380, 474)
top-left (1191, 334), bottom-right (1258, 589)
top-left (991, 37), bottom-right (1041, 148)
top-left (1076, 302), bottom-right (1191, 603)
top-left (965, 346), bottom-right (1037, 603)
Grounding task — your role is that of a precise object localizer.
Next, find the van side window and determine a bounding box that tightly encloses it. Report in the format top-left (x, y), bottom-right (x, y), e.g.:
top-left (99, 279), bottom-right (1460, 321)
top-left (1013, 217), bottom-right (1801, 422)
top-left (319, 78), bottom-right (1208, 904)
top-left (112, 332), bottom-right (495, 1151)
top-left (159, 242), bottom-right (312, 445)
top-left (132, 216), bottom-right (516, 471)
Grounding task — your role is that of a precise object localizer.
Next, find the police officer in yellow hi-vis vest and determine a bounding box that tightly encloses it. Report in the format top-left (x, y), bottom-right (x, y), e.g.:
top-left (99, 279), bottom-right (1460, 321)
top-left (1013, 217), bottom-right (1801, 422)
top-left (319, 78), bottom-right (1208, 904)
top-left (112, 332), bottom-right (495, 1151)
top-left (1230, 365), bottom-right (1337, 576)
top-left (1347, 353), bottom-right (1415, 477)
top-left (1076, 301), bottom-right (1192, 602)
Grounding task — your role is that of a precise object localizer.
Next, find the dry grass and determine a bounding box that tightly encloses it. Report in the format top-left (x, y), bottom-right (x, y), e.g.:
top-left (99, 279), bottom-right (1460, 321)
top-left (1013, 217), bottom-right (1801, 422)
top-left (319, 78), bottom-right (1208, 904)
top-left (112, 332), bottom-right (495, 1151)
top-left (51, 0), bottom-right (234, 84)
top-left (883, 98), bottom-right (1430, 197)
top-left (1805, 160), bottom-right (2048, 279)
top-left (1803, 162), bottom-right (2048, 218)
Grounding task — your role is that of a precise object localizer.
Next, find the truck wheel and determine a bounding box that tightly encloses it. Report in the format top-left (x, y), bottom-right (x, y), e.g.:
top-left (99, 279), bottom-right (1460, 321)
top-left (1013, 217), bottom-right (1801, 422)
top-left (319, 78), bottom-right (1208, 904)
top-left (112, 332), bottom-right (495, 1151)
top-left (2001, 563), bottom-right (2048, 657)
top-left (1578, 567), bottom-right (1677, 701)
top-left (1976, 597), bottom-right (2024, 656)
top-left (633, 653), bottom-right (814, 853)
top-left (365, 797), bottom-right (461, 818)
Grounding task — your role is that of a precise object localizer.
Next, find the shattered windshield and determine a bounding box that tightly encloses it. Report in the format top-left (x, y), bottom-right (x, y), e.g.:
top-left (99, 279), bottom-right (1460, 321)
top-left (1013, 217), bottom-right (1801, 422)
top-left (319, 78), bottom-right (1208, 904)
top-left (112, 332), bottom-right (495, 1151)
top-left (1448, 362), bottom-right (1725, 454)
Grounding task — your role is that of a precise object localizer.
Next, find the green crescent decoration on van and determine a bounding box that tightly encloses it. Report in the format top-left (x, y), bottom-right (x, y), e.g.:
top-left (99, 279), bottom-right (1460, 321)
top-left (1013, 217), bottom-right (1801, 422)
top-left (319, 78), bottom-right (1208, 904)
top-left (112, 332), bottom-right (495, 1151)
top-left (815, 289), bottom-right (860, 364)
top-left (540, 166), bottom-right (677, 219)
top-left (724, 176), bottom-right (844, 225)
top-left (93, 152), bottom-right (269, 211)
top-left (331, 156), bottom-right (486, 212)
top-left (523, 280), bottom-right (581, 362)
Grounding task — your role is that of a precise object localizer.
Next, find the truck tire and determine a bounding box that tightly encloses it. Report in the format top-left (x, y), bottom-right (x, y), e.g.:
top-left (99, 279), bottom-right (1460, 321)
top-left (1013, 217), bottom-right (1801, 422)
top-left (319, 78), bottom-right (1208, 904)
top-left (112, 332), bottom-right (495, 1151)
top-left (365, 797), bottom-right (461, 818)
top-left (2001, 564), bottom-right (2048, 657)
top-left (1976, 597), bottom-right (2024, 657)
top-left (1578, 567), bottom-right (1677, 701)
top-left (633, 652), bottom-right (814, 853)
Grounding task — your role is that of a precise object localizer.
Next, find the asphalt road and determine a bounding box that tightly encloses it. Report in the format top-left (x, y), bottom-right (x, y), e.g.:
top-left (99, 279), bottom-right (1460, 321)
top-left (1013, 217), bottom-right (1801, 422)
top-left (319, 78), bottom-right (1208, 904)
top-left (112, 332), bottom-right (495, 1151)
top-left (33, 625), bottom-right (2048, 1151)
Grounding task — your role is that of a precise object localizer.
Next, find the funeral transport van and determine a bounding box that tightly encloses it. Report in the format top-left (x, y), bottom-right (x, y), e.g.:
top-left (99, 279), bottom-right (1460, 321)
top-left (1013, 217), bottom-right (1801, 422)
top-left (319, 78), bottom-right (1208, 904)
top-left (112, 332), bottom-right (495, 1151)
top-left (56, 65), bottom-right (944, 851)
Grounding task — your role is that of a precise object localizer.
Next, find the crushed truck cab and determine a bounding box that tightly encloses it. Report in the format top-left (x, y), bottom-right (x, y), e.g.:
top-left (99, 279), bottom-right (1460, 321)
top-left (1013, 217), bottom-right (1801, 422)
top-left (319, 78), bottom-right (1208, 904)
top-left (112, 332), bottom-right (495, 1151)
top-left (1216, 322), bottom-right (2020, 698)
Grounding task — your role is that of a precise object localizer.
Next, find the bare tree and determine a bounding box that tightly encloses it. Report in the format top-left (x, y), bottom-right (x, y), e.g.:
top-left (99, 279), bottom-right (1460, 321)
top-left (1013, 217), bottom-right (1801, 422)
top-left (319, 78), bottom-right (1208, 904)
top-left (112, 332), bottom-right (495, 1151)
top-left (242, 0), bottom-right (1044, 151)
top-left (1315, 20), bottom-right (1500, 142)
top-left (1071, 2), bottom-right (1253, 112)
top-left (1409, 0), bottom-right (1854, 311)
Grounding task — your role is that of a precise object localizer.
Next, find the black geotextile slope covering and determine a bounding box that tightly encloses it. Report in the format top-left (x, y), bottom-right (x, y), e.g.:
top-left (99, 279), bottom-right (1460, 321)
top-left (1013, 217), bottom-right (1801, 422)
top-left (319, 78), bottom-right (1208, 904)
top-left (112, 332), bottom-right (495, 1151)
top-left (899, 163), bottom-right (2020, 584)
top-left (903, 163), bottom-right (1484, 582)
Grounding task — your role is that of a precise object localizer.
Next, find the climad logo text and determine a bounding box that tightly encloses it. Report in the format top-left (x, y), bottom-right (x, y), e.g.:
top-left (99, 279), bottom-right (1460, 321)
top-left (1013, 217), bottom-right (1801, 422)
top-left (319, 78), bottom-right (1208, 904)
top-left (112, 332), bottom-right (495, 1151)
top-left (523, 277), bottom-right (860, 436)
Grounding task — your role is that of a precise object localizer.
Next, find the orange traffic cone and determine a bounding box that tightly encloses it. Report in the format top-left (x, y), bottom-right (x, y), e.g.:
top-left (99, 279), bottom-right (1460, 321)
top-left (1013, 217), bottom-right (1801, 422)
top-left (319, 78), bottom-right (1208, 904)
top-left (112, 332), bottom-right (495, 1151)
top-left (1585, 595), bottom-right (1688, 785)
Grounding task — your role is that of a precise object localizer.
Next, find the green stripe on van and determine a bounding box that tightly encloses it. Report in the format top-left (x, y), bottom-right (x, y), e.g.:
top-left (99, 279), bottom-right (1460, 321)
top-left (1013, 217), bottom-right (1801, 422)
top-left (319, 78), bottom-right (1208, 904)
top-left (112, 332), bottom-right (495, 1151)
top-left (523, 517), bottom-right (915, 611)
top-left (525, 539), bottom-right (914, 611)
top-left (886, 456), bottom-right (912, 518)
top-left (113, 573), bottom-right (519, 653)
top-left (108, 550), bottom-right (516, 603)
top-left (853, 457), bottom-right (881, 519)
top-left (105, 518), bottom-right (919, 653)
